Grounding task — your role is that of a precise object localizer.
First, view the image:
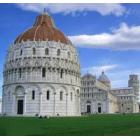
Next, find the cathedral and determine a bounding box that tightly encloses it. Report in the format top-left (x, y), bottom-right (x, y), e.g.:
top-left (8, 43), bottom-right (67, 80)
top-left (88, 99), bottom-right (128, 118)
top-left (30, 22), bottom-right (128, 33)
top-left (81, 72), bottom-right (139, 114)
top-left (2, 11), bottom-right (81, 116)
top-left (2, 11), bottom-right (140, 116)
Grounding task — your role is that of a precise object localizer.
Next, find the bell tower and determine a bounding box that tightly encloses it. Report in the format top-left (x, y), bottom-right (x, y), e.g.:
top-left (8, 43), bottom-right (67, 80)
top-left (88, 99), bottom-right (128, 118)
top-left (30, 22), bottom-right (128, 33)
top-left (128, 74), bottom-right (139, 100)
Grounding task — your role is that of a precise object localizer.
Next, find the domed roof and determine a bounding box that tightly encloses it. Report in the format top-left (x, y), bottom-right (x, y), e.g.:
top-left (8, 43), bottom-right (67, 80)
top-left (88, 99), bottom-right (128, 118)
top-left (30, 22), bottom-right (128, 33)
top-left (14, 11), bottom-right (71, 44)
top-left (82, 73), bottom-right (96, 79)
top-left (98, 71), bottom-right (110, 83)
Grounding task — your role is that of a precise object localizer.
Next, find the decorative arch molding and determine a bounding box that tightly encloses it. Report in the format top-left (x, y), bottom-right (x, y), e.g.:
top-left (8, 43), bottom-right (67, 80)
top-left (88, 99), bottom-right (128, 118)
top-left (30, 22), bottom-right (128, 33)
top-left (97, 102), bottom-right (102, 107)
top-left (76, 89), bottom-right (80, 97)
top-left (45, 61), bottom-right (51, 68)
top-left (70, 86), bottom-right (76, 96)
top-left (58, 85), bottom-right (68, 95)
top-left (43, 85), bottom-right (55, 94)
top-left (3, 85), bottom-right (12, 96)
top-left (71, 86), bottom-right (75, 91)
top-left (76, 89), bottom-right (80, 94)
top-left (30, 84), bottom-right (41, 91)
top-left (14, 85), bottom-right (25, 96)
top-left (24, 84), bottom-right (41, 95)
top-left (86, 100), bottom-right (91, 104)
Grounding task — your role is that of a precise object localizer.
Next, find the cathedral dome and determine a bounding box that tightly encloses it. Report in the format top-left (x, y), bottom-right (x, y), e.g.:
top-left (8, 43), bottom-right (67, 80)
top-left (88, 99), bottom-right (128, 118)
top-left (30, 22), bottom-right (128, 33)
top-left (98, 71), bottom-right (111, 87)
top-left (14, 12), bottom-right (71, 44)
top-left (82, 73), bottom-right (96, 79)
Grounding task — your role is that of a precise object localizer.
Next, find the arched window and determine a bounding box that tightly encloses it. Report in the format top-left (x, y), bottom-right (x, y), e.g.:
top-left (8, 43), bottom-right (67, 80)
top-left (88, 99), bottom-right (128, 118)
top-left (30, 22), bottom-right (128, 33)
top-left (20, 49), bottom-right (22, 56)
top-left (33, 48), bottom-right (36, 55)
top-left (77, 89), bottom-right (80, 94)
top-left (60, 69), bottom-right (63, 78)
top-left (60, 91), bottom-right (63, 101)
top-left (57, 49), bottom-right (60, 56)
top-left (46, 90), bottom-right (50, 100)
top-left (70, 92), bottom-right (73, 101)
top-left (8, 92), bottom-right (10, 101)
top-left (68, 52), bottom-right (70, 58)
top-left (32, 90), bottom-right (35, 100)
top-left (42, 67), bottom-right (46, 77)
top-left (19, 68), bottom-right (22, 78)
top-left (45, 48), bottom-right (49, 55)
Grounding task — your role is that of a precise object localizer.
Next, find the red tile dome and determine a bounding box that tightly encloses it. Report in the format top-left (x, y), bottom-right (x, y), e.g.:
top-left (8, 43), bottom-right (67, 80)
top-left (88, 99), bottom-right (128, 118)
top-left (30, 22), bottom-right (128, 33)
top-left (14, 12), bottom-right (71, 44)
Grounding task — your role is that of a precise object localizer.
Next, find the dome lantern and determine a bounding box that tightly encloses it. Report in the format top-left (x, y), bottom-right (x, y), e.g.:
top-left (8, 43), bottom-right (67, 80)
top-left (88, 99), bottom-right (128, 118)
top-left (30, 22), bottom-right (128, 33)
top-left (98, 71), bottom-right (111, 88)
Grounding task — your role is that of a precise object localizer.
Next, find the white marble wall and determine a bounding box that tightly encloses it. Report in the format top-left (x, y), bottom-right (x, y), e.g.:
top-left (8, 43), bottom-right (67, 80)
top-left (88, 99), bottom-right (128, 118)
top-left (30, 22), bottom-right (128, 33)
top-left (117, 95), bottom-right (137, 113)
top-left (3, 41), bottom-right (81, 116)
top-left (3, 83), bottom-right (80, 116)
top-left (80, 92), bottom-right (109, 114)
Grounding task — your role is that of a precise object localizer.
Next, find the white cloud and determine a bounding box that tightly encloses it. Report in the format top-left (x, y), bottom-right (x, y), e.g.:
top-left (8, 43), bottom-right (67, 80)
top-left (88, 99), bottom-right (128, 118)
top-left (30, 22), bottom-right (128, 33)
top-left (16, 3), bottom-right (125, 16)
top-left (82, 64), bottom-right (118, 75)
top-left (82, 64), bottom-right (125, 88)
top-left (69, 23), bottom-right (140, 50)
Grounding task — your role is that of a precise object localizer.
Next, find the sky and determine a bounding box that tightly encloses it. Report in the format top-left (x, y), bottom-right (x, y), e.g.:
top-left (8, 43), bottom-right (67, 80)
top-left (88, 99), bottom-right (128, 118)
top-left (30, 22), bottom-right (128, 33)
top-left (1, 3), bottom-right (140, 96)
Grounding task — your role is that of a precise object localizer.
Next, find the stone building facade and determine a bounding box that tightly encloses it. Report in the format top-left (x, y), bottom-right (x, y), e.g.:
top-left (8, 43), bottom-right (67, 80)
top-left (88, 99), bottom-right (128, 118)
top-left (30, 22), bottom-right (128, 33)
top-left (2, 12), bottom-right (81, 116)
top-left (81, 72), bottom-right (139, 114)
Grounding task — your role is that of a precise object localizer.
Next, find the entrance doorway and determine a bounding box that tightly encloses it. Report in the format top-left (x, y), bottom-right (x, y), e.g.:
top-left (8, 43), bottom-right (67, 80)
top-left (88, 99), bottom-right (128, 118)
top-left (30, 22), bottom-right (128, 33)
top-left (87, 105), bottom-right (91, 113)
top-left (98, 107), bottom-right (101, 113)
top-left (17, 100), bottom-right (23, 114)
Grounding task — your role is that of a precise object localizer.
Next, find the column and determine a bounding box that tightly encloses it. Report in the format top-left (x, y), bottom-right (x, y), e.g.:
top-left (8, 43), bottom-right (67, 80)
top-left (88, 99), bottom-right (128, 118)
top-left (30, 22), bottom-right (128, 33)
top-left (31, 67), bottom-right (33, 82)
top-left (24, 92), bottom-right (27, 115)
top-left (106, 97), bottom-right (109, 113)
top-left (2, 93), bottom-right (5, 114)
top-left (11, 70), bottom-right (13, 83)
top-left (27, 68), bottom-right (30, 82)
top-left (74, 92), bottom-right (77, 115)
top-left (13, 70), bottom-right (15, 83)
top-left (25, 68), bottom-right (27, 82)
top-left (12, 94), bottom-right (16, 115)
top-left (76, 94), bottom-right (78, 115)
top-left (39, 92), bottom-right (42, 115)
top-left (15, 69), bottom-right (17, 82)
top-left (53, 92), bottom-right (56, 116)
top-left (66, 93), bottom-right (68, 116)
top-left (9, 71), bottom-right (11, 83)
top-left (78, 94), bottom-right (81, 115)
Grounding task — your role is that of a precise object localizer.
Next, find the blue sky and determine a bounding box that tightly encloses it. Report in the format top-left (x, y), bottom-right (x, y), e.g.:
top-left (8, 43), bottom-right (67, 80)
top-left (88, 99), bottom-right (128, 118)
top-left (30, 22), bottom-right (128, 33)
top-left (1, 3), bottom-right (140, 96)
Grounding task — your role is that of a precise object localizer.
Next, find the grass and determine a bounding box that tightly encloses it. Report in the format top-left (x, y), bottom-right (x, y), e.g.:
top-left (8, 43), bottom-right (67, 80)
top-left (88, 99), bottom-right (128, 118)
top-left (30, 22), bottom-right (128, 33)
top-left (1, 114), bottom-right (140, 136)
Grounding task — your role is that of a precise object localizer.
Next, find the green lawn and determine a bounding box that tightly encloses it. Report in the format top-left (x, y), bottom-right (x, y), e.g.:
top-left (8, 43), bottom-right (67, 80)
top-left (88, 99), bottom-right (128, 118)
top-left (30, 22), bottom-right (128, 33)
top-left (1, 114), bottom-right (140, 136)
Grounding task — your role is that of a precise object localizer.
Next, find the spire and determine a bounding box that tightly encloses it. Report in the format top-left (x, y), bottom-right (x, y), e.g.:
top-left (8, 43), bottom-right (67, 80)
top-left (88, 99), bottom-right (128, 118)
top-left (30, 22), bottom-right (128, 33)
top-left (102, 71), bottom-right (105, 75)
top-left (42, 8), bottom-right (49, 15)
top-left (44, 8), bottom-right (46, 13)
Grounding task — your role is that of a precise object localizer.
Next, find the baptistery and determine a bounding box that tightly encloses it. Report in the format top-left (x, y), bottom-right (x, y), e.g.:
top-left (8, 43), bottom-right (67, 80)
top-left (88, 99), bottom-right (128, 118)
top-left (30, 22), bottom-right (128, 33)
top-left (2, 11), bottom-right (81, 116)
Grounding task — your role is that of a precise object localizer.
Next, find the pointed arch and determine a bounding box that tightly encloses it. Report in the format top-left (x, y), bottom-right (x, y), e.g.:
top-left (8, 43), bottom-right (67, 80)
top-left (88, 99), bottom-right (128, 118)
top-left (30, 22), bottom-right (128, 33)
top-left (45, 48), bottom-right (49, 55)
